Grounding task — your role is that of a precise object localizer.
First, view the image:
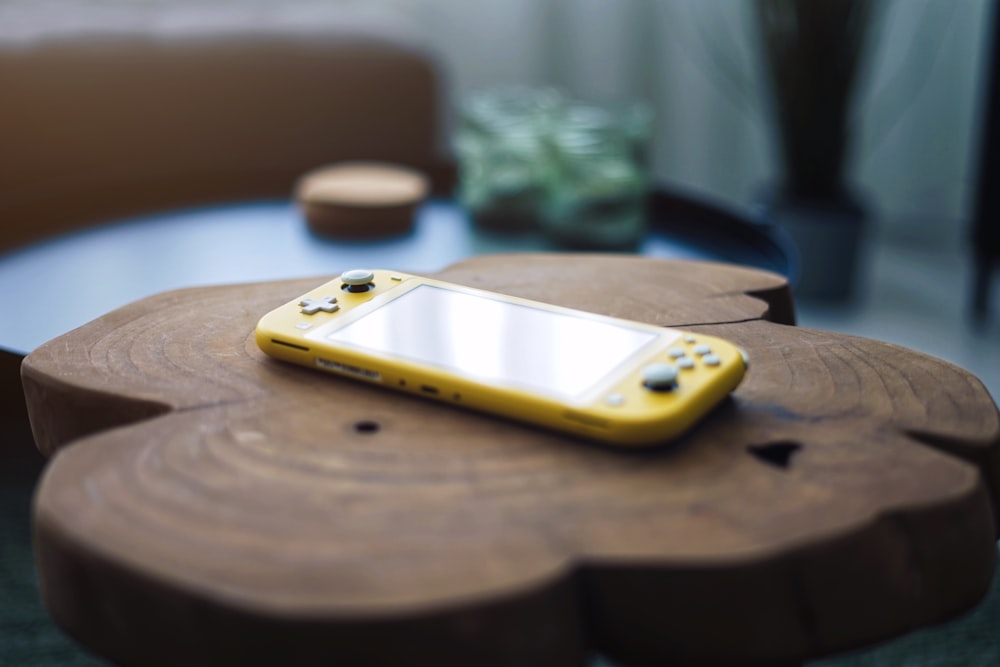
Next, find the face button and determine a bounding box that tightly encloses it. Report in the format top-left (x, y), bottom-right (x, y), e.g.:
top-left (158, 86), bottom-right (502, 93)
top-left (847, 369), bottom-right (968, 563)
top-left (693, 343), bottom-right (712, 356)
top-left (668, 348), bottom-right (687, 358)
top-left (605, 393), bottom-right (625, 406)
top-left (641, 362), bottom-right (679, 392)
top-left (299, 296), bottom-right (339, 315)
top-left (702, 354), bottom-right (721, 367)
top-left (677, 357), bottom-right (696, 370)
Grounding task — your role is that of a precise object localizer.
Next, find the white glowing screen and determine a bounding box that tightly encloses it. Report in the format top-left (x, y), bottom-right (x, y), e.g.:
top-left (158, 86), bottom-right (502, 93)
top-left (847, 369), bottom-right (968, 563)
top-left (326, 285), bottom-right (660, 399)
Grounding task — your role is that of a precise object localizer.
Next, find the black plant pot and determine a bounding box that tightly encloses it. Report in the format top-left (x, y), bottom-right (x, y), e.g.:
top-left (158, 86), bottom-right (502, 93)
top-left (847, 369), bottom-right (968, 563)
top-left (763, 192), bottom-right (868, 301)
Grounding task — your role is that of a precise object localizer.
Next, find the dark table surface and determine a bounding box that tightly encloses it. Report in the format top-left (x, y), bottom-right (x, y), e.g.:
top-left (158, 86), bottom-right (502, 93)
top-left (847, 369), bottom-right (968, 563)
top-left (0, 192), bottom-right (793, 356)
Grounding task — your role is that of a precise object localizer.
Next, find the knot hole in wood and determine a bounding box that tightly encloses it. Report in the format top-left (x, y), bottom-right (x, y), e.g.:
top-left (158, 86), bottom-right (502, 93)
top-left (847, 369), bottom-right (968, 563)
top-left (747, 441), bottom-right (803, 470)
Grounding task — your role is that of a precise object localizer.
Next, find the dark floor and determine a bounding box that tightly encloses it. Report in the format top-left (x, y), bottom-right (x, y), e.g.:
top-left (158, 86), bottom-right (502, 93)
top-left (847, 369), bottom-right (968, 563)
top-left (0, 426), bottom-right (108, 667)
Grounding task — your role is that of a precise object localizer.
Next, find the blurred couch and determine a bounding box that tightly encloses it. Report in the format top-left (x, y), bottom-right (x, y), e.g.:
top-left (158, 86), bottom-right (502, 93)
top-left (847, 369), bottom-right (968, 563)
top-left (0, 2), bottom-right (447, 254)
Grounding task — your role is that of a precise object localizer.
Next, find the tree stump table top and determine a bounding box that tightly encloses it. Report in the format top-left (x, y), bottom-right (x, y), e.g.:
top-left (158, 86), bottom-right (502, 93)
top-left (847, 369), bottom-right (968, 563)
top-left (21, 254), bottom-right (1000, 667)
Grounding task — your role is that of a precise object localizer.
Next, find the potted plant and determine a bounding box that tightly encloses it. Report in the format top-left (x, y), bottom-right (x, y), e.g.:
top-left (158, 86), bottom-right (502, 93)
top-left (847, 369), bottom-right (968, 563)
top-left (754, 0), bottom-right (879, 300)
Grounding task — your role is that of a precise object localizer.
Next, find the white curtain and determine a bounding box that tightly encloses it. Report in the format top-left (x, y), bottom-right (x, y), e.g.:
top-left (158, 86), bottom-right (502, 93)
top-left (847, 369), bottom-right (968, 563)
top-left (392, 0), bottom-right (770, 208)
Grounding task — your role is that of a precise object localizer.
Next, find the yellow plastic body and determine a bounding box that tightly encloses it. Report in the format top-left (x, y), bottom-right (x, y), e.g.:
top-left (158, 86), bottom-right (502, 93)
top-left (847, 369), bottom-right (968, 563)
top-left (255, 270), bottom-right (746, 447)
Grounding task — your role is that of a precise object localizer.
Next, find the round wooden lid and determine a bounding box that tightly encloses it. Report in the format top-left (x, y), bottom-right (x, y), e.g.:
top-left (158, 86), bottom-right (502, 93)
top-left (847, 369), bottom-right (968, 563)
top-left (297, 162), bottom-right (428, 207)
top-left (295, 162), bottom-right (430, 238)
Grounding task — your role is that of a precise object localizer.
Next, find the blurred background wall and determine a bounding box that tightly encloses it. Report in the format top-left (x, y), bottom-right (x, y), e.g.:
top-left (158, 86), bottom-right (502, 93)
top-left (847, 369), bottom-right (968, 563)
top-left (2, 0), bottom-right (988, 253)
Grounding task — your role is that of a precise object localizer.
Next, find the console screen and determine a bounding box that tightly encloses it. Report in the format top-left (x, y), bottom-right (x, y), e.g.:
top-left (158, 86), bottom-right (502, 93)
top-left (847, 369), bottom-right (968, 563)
top-left (325, 285), bottom-right (660, 399)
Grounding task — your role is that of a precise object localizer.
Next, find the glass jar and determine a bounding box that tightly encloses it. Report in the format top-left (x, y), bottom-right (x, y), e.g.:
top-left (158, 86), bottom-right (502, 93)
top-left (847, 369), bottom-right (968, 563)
top-left (455, 87), bottom-right (562, 232)
top-left (542, 102), bottom-right (650, 250)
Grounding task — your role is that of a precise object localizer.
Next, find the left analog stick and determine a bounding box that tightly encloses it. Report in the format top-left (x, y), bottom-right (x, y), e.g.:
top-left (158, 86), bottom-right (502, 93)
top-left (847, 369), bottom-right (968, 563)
top-left (341, 269), bottom-right (375, 292)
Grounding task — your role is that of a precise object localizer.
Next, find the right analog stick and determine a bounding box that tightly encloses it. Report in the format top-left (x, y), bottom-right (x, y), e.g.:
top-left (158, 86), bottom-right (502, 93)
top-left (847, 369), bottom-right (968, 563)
top-left (642, 362), bottom-right (679, 392)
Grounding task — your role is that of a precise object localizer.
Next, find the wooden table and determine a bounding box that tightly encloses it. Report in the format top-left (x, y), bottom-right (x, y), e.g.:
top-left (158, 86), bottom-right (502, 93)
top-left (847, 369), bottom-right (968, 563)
top-left (21, 255), bottom-right (999, 667)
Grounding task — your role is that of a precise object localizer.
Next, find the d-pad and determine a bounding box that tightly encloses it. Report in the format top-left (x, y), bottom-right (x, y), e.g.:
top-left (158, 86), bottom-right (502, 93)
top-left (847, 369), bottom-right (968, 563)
top-left (299, 296), bottom-right (339, 315)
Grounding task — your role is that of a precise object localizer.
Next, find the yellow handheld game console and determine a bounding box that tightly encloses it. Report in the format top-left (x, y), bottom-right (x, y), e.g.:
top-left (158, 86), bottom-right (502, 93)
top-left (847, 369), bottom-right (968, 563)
top-left (255, 269), bottom-right (747, 447)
